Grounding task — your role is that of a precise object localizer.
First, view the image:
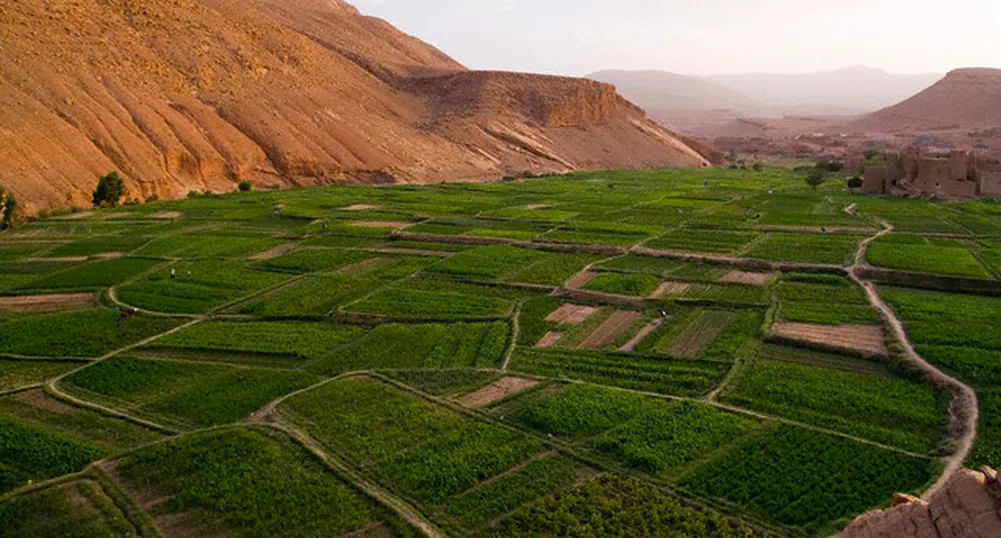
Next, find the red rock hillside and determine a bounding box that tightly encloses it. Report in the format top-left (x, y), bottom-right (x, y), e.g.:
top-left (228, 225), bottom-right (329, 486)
top-left (0, 0), bottom-right (708, 214)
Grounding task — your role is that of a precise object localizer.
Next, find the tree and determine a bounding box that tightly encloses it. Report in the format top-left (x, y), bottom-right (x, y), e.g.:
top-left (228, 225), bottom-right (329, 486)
top-left (2, 193), bottom-right (16, 230)
top-left (238, 180), bottom-right (253, 192)
top-left (805, 169), bottom-right (827, 189)
top-left (93, 172), bottom-right (125, 207)
top-left (864, 149), bottom-right (880, 161)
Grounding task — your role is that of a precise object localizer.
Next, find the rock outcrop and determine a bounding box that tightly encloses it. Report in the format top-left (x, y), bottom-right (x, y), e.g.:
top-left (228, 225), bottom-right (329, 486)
top-left (0, 0), bottom-right (708, 214)
top-left (839, 467), bottom-right (1001, 538)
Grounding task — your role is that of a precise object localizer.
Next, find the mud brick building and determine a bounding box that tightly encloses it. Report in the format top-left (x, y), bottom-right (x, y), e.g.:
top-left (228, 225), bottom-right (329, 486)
top-left (863, 149), bottom-right (1001, 199)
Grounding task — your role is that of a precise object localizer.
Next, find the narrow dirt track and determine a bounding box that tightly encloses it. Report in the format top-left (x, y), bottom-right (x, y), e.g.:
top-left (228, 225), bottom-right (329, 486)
top-left (846, 208), bottom-right (979, 500)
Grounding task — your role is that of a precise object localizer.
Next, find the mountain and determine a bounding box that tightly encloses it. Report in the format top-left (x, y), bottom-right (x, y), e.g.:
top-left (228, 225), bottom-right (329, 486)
top-left (0, 0), bottom-right (707, 214)
top-left (709, 66), bottom-right (942, 113)
top-left (587, 70), bottom-right (759, 111)
top-left (848, 68), bottom-right (1001, 132)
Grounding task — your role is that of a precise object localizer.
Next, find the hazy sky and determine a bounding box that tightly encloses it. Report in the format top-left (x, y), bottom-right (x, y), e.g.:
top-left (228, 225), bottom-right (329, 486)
top-left (352, 0), bottom-right (1000, 76)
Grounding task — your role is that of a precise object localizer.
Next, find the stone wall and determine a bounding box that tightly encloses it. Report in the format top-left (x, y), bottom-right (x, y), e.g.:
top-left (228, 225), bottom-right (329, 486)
top-left (838, 467), bottom-right (1001, 538)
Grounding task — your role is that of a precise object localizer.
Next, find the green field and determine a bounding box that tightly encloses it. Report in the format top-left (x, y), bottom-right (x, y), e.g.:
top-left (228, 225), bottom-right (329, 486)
top-left (1, 167), bottom-right (998, 537)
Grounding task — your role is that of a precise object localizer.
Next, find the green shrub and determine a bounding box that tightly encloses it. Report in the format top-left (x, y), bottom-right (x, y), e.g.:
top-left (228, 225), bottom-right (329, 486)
top-left (92, 172), bottom-right (125, 207)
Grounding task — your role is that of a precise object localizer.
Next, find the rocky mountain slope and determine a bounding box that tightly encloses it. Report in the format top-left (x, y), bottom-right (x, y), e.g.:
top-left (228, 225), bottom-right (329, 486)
top-left (0, 0), bottom-right (707, 214)
top-left (849, 68), bottom-right (1001, 132)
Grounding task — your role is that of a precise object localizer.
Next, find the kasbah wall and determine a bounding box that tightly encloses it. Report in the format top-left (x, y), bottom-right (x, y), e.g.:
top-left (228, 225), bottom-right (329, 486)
top-left (863, 149), bottom-right (1001, 199)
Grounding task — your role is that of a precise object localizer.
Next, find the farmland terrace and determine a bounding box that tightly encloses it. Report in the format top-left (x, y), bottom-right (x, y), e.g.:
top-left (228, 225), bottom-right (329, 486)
top-left (1, 167), bottom-right (1000, 537)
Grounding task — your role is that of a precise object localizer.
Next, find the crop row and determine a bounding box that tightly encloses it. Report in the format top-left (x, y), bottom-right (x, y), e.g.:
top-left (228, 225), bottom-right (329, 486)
top-left (149, 321), bottom-right (365, 363)
top-left (113, 427), bottom-right (413, 537)
top-left (280, 376), bottom-right (549, 516)
top-left (62, 356), bottom-right (319, 430)
top-left (508, 348), bottom-right (730, 397)
top-left (679, 424), bottom-right (934, 535)
top-left (0, 308), bottom-right (181, 358)
top-left (721, 359), bottom-right (941, 453)
top-left (306, 321), bottom-right (510, 375)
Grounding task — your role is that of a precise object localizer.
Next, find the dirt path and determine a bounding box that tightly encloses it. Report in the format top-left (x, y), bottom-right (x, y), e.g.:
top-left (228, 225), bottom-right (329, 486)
top-left (845, 207), bottom-right (979, 500)
top-left (501, 303), bottom-right (521, 371)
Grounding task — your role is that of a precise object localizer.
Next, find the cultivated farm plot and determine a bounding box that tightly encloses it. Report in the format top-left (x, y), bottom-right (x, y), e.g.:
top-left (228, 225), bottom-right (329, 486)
top-left (0, 479), bottom-right (140, 537)
top-left (664, 310), bottom-right (736, 358)
top-left (117, 260), bottom-right (291, 314)
top-left (108, 427), bottom-right (415, 537)
top-left (278, 376), bottom-right (586, 535)
top-left (679, 424), bottom-right (934, 536)
top-left (60, 356), bottom-right (319, 430)
top-left (771, 322), bottom-right (888, 357)
top-left (721, 359), bottom-right (941, 453)
top-left (4, 168), bottom-right (999, 537)
top-left (145, 321), bottom-right (365, 365)
top-left (508, 348), bottom-right (730, 397)
top-left (745, 232), bottom-right (865, 266)
top-left (866, 236), bottom-right (994, 279)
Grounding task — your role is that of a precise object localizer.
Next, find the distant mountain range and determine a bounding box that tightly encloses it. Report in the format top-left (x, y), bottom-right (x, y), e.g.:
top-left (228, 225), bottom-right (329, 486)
top-left (589, 66), bottom-right (943, 117)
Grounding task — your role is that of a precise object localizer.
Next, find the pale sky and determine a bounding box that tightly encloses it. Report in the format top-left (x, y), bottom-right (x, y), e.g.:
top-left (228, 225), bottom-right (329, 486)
top-left (352, 0), bottom-right (1001, 76)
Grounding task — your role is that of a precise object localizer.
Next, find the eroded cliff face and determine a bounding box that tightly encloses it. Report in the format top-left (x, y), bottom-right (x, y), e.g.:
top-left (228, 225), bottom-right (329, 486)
top-left (839, 467), bottom-right (1001, 538)
top-left (0, 0), bottom-right (706, 214)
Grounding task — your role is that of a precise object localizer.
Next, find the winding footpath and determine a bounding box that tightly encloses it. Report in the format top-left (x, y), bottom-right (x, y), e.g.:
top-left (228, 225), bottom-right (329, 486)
top-left (846, 205), bottom-right (979, 500)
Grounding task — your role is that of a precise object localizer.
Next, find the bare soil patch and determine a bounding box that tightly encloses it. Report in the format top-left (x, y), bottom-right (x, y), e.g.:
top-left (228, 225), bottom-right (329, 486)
top-left (579, 310), bottom-right (642, 350)
top-left (772, 322), bottom-right (888, 356)
top-left (93, 252), bottom-right (126, 259)
top-left (650, 281), bottom-right (691, 298)
top-left (564, 270), bottom-right (597, 290)
top-left (524, 204), bottom-right (551, 210)
top-left (151, 211), bottom-right (183, 219)
top-left (249, 243), bottom-right (297, 261)
top-left (619, 322), bottom-right (659, 352)
top-left (545, 304), bottom-right (599, 325)
top-left (14, 388), bottom-right (77, 414)
top-left (0, 292), bottom-right (95, 312)
top-left (340, 204), bottom-right (379, 211)
top-left (457, 377), bottom-right (539, 408)
top-left (349, 221), bottom-right (408, 229)
top-left (535, 331), bottom-right (564, 349)
top-left (720, 270), bottom-right (772, 286)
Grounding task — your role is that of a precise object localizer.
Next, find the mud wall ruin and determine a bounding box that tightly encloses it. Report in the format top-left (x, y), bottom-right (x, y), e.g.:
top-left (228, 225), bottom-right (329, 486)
top-left (863, 149), bottom-right (998, 199)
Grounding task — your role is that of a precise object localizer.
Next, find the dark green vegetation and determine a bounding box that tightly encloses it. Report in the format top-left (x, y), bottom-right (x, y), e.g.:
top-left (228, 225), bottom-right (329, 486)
top-left (61, 357), bottom-right (318, 430)
top-left (113, 428), bottom-right (416, 537)
top-left (867, 235), bottom-right (993, 278)
top-left (0, 416), bottom-right (106, 494)
top-left (0, 479), bottom-right (139, 538)
top-left (774, 273), bottom-right (878, 325)
top-left (508, 348), bottom-right (730, 397)
top-left (0, 309), bottom-right (180, 358)
top-left (881, 287), bottom-right (1001, 468)
top-left (1, 167), bottom-right (998, 537)
top-left (721, 359), bottom-right (941, 453)
top-left (680, 425), bottom-right (934, 536)
top-left (492, 475), bottom-right (765, 538)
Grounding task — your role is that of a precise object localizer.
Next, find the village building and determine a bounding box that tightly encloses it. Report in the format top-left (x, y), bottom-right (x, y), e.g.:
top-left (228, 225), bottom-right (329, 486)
top-left (863, 148), bottom-right (1001, 199)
